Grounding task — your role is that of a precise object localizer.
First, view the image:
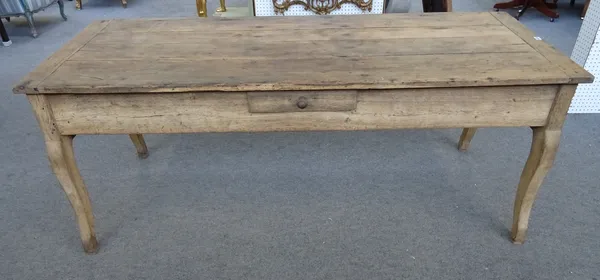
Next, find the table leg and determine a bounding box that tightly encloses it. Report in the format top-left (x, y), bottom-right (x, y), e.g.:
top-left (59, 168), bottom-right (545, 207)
top-left (512, 127), bottom-right (560, 243)
top-left (29, 95), bottom-right (98, 253)
top-left (511, 85), bottom-right (575, 243)
top-left (458, 128), bottom-right (477, 151)
top-left (129, 134), bottom-right (149, 158)
top-left (49, 135), bottom-right (98, 253)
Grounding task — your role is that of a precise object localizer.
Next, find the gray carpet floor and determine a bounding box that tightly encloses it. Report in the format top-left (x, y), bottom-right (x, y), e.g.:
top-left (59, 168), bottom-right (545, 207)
top-left (1, 0), bottom-right (599, 279)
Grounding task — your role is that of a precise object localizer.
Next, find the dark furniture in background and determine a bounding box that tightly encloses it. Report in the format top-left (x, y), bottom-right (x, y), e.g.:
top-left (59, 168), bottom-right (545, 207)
top-left (494, 0), bottom-right (560, 21)
top-left (0, 0), bottom-right (67, 38)
top-left (572, 0), bottom-right (591, 19)
top-left (1, 18), bottom-right (10, 46)
top-left (422, 0), bottom-right (452, 11)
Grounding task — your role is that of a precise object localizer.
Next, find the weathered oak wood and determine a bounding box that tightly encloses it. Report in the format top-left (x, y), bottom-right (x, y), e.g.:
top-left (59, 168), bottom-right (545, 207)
top-left (15, 15), bottom-right (592, 251)
top-left (28, 95), bottom-right (97, 253)
top-left (491, 12), bottom-right (591, 84)
top-left (247, 90), bottom-right (357, 113)
top-left (545, 85), bottom-right (578, 130)
top-left (511, 85), bottom-right (577, 243)
top-left (13, 21), bottom-right (111, 94)
top-left (458, 128), bottom-right (477, 151)
top-left (100, 13), bottom-right (503, 33)
top-left (48, 86), bottom-right (557, 135)
top-left (73, 36), bottom-right (530, 61)
top-left (33, 53), bottom-right (569, 94)
top-left (129, 134), bottom-right (149, 158)
top-left (512, 127), bottom-right (560, 244)
top-left (13, 13), bottom-right (592, 95)
top-left (90, 25), bottom-right (516, 43)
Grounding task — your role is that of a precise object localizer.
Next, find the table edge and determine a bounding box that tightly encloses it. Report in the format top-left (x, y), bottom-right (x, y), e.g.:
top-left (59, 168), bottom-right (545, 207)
top-left (12, 20), bottom-right (112, 95)
top-left (489, 11), bottom-right (594, 84)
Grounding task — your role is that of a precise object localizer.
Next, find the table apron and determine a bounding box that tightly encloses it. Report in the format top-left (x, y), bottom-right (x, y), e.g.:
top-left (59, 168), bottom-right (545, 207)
top-left (46, 85), bottom-right (559, 135)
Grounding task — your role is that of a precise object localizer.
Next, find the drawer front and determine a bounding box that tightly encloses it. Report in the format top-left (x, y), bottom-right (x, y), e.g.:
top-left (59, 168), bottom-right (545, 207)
top-left (247, 90), bottom-right (357, 113)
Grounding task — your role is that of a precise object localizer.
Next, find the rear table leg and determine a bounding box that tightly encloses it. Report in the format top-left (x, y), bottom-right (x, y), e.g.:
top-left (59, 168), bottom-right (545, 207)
top-left (458, 128), bottom-right (477, 151)
top-left (129, 134), bottom-right (149, 159)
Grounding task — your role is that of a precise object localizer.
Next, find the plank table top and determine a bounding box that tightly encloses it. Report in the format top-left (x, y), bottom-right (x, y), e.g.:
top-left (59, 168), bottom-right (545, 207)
top-left (14, 12), bottom-right (592, 95)
top-left (13, 13), bottom-right (593, 254)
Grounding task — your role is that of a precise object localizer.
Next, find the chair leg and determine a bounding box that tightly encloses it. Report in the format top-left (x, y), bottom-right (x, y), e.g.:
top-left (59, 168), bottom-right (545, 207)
top-left (58, 0), bottom-right (68, 20)
top-left (532, 1), bottom-right (559, 19)
top-left (516, 0), bottom-right (530, 19)
top-left (493, 0), bottom-right (525, 10)
top-left (582, 0), bottom-right (590, 18)
top-left (0, 19), bottom-right (11, 46)
top-left (24, 12), bottom-right (37, 38)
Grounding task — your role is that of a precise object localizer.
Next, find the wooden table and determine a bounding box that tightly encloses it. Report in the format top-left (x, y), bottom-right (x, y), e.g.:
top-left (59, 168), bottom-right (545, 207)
top-left (13, 13), bottom-right (593, 253)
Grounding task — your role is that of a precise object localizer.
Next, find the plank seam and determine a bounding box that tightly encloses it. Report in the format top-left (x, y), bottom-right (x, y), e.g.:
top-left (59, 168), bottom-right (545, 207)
top-left (489, 12), bottom-right (572, 82)
top-left (34, 20), bottom-right (114, 90)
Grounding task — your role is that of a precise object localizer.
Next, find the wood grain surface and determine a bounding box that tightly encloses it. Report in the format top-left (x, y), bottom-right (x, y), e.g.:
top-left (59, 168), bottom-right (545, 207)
top-left (247, 90), bottom-right (358, 113)
top-left (13, 13), bottom-right (592, 94)
top-left (47, 85), bottom-right (558, 134)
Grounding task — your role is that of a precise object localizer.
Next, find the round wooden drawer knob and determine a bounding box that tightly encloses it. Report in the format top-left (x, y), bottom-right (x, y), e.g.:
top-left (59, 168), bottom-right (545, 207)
top-left (296, 97), bottom-right (308, 109)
